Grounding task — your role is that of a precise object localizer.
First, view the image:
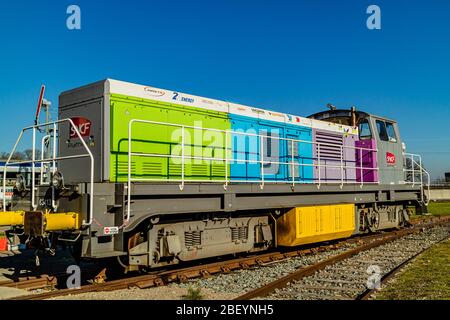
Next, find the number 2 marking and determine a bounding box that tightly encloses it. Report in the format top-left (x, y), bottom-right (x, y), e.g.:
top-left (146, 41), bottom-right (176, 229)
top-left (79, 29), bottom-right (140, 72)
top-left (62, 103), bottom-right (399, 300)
top-left (172, 92), bottom-right (179, 100)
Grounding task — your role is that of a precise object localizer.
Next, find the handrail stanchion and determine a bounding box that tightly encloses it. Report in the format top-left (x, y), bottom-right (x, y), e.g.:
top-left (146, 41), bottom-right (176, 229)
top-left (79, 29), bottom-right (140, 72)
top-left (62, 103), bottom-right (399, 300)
top-left (419, 156), bottom-right (424, 203)
top-left (52, 123), bottom-right (57, 176)
top-left (127, 120), bottom-right (133, 227)
top-left (317, 143), bottom-right (321, 189)
top-left (360, 148), bottom-right (364, 188)
top-left (31, 127), bottom-right (37, 210)
top-left (375, 149), bottom-right (380, 184)
top-left (340, 145), bottom-right (344, 189)
top-left (66, 118), bottom-right (95, 226)
top-left (260, 134), bottom-right (264, 190)
top-left (224, 130), bottom-right (229, 190)
top-left (180, 126), bottom-right (185, 191)
top-left (291, 139), bottom-right (295, 187)
top-left (419, 156), bottom-right (423, 183)
top-left (411, 154), bottom-right (415, 187)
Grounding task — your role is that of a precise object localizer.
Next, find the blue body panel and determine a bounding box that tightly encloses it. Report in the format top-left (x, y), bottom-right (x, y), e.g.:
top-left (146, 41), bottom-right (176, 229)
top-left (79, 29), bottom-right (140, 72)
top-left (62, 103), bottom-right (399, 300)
top-left (229, 114), bottom-right (313, 182)
top-left (284, 123), bottom-right (314, 183)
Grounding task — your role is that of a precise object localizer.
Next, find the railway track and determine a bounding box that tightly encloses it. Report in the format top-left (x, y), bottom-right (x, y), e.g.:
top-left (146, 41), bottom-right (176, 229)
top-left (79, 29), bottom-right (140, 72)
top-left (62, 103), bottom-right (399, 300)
top-left (356, 234), bottom-right (449, 300)
top-left (235, 218), bottom-right (450, 300)
top-left (0, 275), bottom-right (57, 291)
top-left (5, 215), bottom-right (450, 300)
top-left (8, 243), bottom-right (350, 300)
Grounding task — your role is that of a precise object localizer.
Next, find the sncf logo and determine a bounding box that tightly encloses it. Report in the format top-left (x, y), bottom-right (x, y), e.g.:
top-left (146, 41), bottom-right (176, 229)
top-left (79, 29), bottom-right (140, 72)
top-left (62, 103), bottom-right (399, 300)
top-left (70, 117), bottom-right (92, 139)
top-left (386, 152), bottom-right (396, 165)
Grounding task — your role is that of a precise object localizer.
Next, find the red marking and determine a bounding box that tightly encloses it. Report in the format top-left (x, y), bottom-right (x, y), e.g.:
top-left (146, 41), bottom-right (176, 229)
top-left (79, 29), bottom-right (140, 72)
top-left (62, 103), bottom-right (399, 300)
top-left (386, 152), bottom-right (396, 165)
top-left (35, 85), bottom-right (45, 124)
top-left (70, 117), bottom-right (92, 138)
top-left (0, 238), bottom-right (7, 251)
top-left (104, 227), bottom-right (110, 234)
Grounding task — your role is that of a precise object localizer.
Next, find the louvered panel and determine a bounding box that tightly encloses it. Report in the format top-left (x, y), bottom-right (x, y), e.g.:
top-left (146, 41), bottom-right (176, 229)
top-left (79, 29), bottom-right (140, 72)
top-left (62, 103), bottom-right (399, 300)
top-left (191, 164), bottom-right (208, 176)
top-left (315, 131), bottom-right (344, 161)
top-left (116, 160), bottom-right (136, 176)
top-left (168, 163), bottom-right (182, 176)
top-left (141, 162), bottom-right (163, 176)
top-left (212, 164), bottom-right (226, 177)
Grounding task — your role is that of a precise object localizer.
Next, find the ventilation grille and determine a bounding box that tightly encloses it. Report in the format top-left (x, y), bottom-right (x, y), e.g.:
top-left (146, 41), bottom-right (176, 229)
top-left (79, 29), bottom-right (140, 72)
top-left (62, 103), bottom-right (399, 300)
top-left (315, 131), bottom-right (343, 161)
top-left (169, 163), bottom-right (182, 176)
top-left (231, 226), bottom-right (248, 241)
top-left (116, 161), bottom-right (136, 176)
top-left (142, 162), bottom-right (163, 176)
top-left (191, 164), bottom-right (208, 176)
top-left (212, 164), bottom-right (226, 177)
top-left (185, 231), bottom-right (202, 247)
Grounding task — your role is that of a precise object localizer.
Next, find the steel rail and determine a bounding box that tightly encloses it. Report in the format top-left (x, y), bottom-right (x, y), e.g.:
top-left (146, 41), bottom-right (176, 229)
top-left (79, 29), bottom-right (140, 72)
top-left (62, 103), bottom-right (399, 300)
top-left (356, 235), bottom-right (450, 300)
top-left (9, 216), bottom-right (448, 301)
top-left (234, 217), bottom-right (450, 300)
top-left (0, 275), bottom-right (57, 291)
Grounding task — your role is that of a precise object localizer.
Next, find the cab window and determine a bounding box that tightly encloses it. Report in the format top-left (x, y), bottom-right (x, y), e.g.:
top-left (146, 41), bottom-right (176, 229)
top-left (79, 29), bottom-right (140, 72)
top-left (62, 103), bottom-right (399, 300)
top-left (376, 120), bottom-right (389, 141)
top-left (358, 119), bottom-right (372, 140)
top-left (386, 122), bottom-right (397, 142)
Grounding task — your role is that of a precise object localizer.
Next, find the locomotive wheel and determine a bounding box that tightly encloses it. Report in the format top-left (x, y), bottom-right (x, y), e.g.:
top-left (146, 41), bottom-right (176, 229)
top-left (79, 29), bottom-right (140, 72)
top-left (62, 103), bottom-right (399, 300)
top-left (367, 211), bottom-right (380, 233)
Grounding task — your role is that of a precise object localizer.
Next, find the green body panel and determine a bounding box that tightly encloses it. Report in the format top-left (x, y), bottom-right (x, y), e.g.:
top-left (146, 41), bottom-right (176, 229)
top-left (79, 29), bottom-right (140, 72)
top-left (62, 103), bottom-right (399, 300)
top-left (110, 94), bottom-right (231, 182)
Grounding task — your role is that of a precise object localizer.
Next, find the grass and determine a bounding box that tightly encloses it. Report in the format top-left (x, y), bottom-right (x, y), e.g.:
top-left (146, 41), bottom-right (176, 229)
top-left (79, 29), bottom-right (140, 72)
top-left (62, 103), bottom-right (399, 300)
top-left (374, 238), bottom-right (450, 300)
top-left (409, 201), bottom-right (450, 220)
top-left (427, 202), bottom-right (450, 216)
top-left (182, 286), bottom-right (204, 300)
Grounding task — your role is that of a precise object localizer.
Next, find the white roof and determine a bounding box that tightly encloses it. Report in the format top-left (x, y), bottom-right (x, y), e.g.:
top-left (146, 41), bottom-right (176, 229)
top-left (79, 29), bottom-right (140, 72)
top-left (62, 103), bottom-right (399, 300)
top-left (106, 79), bottom-right (358, 135)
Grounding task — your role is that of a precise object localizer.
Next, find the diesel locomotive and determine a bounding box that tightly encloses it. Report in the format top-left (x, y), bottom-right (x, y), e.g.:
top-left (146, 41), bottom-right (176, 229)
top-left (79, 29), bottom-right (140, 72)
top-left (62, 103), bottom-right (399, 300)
top-left (0, 79), bottom-right (429, 270)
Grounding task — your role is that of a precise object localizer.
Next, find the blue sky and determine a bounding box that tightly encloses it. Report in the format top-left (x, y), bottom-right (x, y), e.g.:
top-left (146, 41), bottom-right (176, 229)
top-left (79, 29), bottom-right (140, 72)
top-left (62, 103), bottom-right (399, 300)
top-left (0, 0), bottom-right (449, 179)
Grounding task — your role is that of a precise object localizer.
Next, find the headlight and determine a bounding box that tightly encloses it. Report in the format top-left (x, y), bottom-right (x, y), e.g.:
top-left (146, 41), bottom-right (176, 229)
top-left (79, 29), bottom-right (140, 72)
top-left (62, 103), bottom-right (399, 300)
top-left (52, 171), bottom-right (64, 190)
top-left (15, 174), bottom-right (26, 192)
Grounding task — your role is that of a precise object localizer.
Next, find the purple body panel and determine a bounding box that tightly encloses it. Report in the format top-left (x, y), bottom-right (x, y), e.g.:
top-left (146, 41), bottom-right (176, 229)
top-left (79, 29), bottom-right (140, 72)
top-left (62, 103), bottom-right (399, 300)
top-left (355, 139), bottom-right (378, 182)
top-left (312, 130), bottom-right (357, 182)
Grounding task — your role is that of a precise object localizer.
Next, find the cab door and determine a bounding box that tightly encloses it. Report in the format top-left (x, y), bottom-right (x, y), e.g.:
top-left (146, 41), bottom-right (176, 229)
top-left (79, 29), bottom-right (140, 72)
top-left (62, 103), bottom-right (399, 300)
top-left (371, 118), bottom-right (403, 184)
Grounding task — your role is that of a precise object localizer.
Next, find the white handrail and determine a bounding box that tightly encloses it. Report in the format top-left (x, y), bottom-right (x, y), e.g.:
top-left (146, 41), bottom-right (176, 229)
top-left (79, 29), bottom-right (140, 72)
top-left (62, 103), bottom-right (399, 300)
top-left (31, 127), bottom-right (36, 210)
top-left (340, 145), bottom-right (344, 189)
top-left (291, 139), bottom-right (295, 187)
top-left (2, 119), bottom-right (95, 226)
top-left (180, 126), bottom-right (185, 191)
top-left (403, 152), bottom-right (430, 206)
top-left (359, 148), bottom-right (364, 188)
top-left (260, 135), bottom-right (264, 190)
top-left (125, 118), bottom-right (382, 221)
top-left (224, 130), bottom-right (229, 190)
top-left (317, 144), bottom-right (321, 189)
